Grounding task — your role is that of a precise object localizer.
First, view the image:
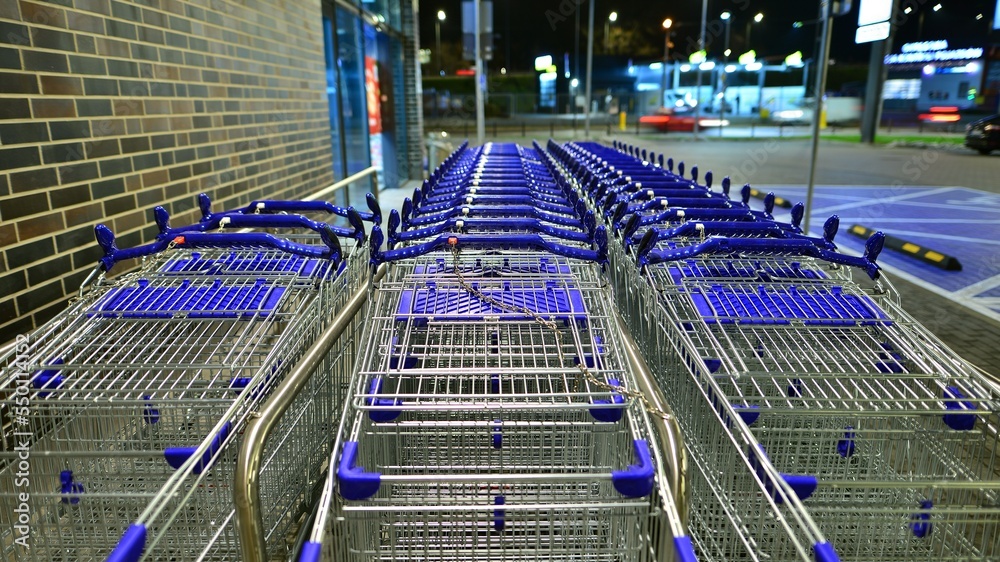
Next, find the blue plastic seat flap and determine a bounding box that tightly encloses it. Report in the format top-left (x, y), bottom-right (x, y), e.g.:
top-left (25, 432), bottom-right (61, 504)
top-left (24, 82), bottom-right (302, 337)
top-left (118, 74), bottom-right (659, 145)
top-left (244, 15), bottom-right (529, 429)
top-left (90, 279), bottom-right (286, 318)
top-left (396, 285), bottom-right (587, 324)
top-left (689, 285), bottom-right (892, 326)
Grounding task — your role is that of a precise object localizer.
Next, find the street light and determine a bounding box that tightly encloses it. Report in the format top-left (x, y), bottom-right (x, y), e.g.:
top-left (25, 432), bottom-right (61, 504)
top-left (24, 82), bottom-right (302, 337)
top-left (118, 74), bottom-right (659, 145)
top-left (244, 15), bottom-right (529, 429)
top-left (605, 11), bottom-right (618, 52)
top-left (435, 10), bottom-right (446, 75)
top-left (660, 18), bottom-right (673, 108)
top-left (746, 13), bottom-right (763, 52)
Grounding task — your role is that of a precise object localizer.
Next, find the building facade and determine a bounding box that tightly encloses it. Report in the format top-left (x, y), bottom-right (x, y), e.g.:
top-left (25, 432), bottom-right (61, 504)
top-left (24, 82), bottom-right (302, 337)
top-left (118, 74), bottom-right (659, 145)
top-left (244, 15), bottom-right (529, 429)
top-left (0, 0), bottom-right (422, 343)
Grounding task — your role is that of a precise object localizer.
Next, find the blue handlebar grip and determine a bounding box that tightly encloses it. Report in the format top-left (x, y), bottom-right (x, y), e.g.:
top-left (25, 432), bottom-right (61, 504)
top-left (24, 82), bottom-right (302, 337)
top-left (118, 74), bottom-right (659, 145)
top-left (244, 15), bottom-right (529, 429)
top-left (636, 227), bottom-right (659, 266)
top-left (369, 226), bottom-right (384, 269)
top-left (154, 206), bottom-right (170, 232)
top-left (366, 193), bottom-right (382, 226)
top-left (622, 214), bottom-right (641, 246)
top-left (199, 193), bottom-right (212, 219)
top-left (347, 207), bottom-right (366, 244)
top-left (387, 210), bottom-right (401, 248)
top-left (823, 215), bottom-right (840, 243)
top-left (791, 203), bottom-right (805, 229)
top-left (401, 198), bottom-right (412, 227)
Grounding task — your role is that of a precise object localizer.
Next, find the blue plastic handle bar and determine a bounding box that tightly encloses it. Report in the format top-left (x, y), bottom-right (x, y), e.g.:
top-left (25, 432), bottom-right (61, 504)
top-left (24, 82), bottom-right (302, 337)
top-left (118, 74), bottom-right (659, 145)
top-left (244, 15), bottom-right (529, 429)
top-left (371, 225), bottom-right (608, 266)
top-left (106, 524), bottom-right (147, 562)
top-left (198, 192), bottom-right (381, 225)
top-left (403, 202), bottom-right (582, 229)
top-left (95, 224), bottom-right (342, 271)
top-left (623, 197), bottom-right (739, 215)
top-left (630, 207), bottom-right (761, 229)
top-left (422, 190), bottom-right (570, 208)
top-left (338, 441), bottom-right (381, 500)
top-left (637, 232), bottom-right (885, 280)
top-left (648, 221), bottom-right (827, 245)
top-left (388, 215), bottom-right (590, 247)
top-left (163, 421), bottom-right (232, 474)
top-left (413, 195), bottom-right (576, 216)
top-left (611, 440), bottom-right (655, 498)
top-left (156, 206), bottom-right (360, 242)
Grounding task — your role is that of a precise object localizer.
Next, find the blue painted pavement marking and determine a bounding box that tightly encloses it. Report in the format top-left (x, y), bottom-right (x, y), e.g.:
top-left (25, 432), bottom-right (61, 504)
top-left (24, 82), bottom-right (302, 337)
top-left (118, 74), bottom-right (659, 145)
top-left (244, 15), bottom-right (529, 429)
top-left (764, 186), bottom-right (1000, 321)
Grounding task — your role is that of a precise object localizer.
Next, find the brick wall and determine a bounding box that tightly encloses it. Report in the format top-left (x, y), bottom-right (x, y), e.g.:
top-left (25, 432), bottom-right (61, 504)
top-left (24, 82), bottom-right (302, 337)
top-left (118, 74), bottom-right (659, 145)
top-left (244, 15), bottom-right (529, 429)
top-left (0, 0), bottom-right (334, 343)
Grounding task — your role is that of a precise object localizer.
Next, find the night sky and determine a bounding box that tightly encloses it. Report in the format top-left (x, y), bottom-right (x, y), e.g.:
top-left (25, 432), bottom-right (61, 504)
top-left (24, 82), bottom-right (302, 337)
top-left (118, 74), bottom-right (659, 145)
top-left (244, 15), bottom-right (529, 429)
top-left (420, 0), bottom-right (999, 72)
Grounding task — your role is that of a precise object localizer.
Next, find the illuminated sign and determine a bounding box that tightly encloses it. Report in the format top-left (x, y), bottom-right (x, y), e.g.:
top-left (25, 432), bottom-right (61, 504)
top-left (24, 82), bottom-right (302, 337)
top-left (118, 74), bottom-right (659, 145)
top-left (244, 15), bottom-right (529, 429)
top-left (858, 0), bottom-right (893, 26)
top-left (784, 51), bottom-right (803, 67)
top-left (885, 41), bottom-right (985, 65)
top-left (902, 41), bottom-right (949, 53)
top-left (689, 50), bottom-right (707, 64)
top-left (856, 0), bottom-right (892, 44)
top-left (738, 50), bottom-right (756, 65)
top-left (534, 55), bottom-right (553, 72)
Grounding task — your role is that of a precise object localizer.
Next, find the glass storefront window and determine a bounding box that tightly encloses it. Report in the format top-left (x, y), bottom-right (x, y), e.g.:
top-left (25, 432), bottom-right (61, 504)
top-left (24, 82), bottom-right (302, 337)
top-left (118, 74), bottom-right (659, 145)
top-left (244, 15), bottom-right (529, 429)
top-left (322, 15), bottom-right (345, 181)
top-left (337, 6), bottom-right (371, 176)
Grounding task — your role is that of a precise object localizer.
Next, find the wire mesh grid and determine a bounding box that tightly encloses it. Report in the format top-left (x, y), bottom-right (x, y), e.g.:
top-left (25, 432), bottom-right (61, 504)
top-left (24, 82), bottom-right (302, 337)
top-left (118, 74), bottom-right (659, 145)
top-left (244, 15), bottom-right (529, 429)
top-left (0, 240), bottom-right (368, 561)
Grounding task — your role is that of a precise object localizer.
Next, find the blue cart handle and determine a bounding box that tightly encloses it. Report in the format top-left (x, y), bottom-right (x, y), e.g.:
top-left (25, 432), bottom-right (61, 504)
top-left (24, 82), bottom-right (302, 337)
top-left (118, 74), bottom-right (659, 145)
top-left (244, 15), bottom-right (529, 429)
top-left (401, 199), bottom-right (584, 229)
top-left (637, 230), bottom-right (884, 279)
top-left (198, 192), bottom-right (381, 226)
top-left (95, 224), bottom-right (342, 271)
top-left (643, 221), bottom-right (832, 248)
top-left (386, 210), bottom-right (590, 247)
top-left (370, 225), bottom-right (607, 266)
top-left (155, 206), bottom-right (364, 245)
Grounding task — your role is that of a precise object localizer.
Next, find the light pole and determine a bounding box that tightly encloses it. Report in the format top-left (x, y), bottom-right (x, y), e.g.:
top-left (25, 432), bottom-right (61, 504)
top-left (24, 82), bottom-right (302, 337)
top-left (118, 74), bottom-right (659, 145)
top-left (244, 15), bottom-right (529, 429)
top-left (918, 4), bottom-right (942, 40)
top-left (660, 18), bottom-right (673, 108)
top-left (745, 12), bottom-right (763, 52)
top-left (720, 12), bottom-right (731, 130)
top-left (605, 11), bottom-right (618, 53)
top-left (435, 10), bottom-right (445, 75)
top-left (721, 12), bottom-right (731, 58)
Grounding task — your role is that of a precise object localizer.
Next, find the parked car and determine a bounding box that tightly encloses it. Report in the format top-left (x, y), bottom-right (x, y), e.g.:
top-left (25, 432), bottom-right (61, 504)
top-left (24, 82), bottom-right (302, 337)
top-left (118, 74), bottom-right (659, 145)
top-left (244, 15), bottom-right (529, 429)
top-left (965, 114), bottom-right (1000, 155)
top-left (639, 107), bottom-right (697, 132)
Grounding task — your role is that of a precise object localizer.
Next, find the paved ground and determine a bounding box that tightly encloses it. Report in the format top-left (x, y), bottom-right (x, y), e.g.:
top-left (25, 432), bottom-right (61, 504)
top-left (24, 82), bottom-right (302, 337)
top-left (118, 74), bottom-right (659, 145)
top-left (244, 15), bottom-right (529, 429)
top-left (388, 135), bottom-right (1000, 377)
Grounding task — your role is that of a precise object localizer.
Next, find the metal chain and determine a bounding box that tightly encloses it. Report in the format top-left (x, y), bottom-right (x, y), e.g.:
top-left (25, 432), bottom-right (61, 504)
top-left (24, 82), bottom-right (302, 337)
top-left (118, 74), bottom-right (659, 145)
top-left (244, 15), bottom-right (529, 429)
top-left (449, 245), bottom-right (673, 421)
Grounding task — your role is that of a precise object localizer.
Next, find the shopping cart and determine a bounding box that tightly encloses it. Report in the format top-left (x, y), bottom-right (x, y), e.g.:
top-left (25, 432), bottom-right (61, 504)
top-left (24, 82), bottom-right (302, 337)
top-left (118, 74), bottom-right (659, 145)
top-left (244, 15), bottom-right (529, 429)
top-left (296, 142), bottom-right (694, 562)
top-left (0, 208), bottom-right (367, 562)
top-left (555, 140), bottom-right (1000, 561)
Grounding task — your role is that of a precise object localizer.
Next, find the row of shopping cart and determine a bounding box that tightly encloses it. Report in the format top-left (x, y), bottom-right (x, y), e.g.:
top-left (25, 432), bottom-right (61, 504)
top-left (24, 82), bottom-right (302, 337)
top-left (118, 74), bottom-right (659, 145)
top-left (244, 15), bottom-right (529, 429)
top-left (0, 192), bottom-right (381, 560)
top-left (300, 142), bottom-right (692, 562)
top-left (546, 139), bottom-right (1000, 561)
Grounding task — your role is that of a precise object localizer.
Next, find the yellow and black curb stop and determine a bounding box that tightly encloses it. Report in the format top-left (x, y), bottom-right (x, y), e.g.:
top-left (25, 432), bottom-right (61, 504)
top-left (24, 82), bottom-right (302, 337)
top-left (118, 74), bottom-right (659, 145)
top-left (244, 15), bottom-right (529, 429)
top-left (747, 188), bottom-right (793, 209)
top-left (849, 225), bottom-right (962, 271)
